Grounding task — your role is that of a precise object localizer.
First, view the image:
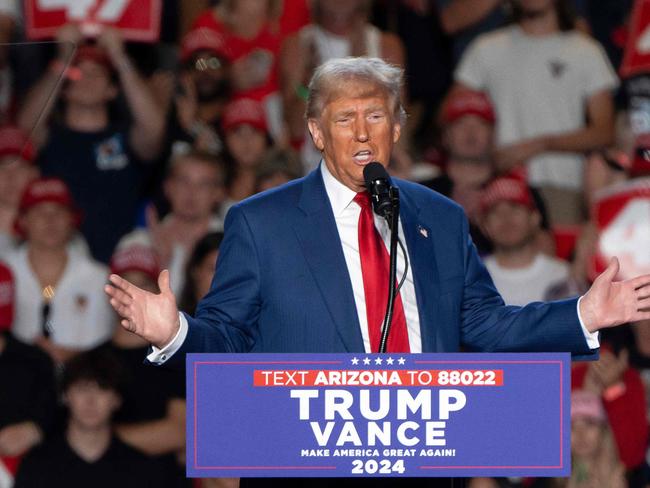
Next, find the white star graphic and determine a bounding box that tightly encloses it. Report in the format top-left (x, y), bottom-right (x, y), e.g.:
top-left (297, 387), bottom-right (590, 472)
top-left (398, 357), bottom-right (406, 365)
top-left (374, 357), bottom-right (383, 365)
top-left (363, 357), bottom-right (371, 365)
top-left (351, 357), bottom-right (359, 365)
top-left (386, 357), bottom-right (394, 365)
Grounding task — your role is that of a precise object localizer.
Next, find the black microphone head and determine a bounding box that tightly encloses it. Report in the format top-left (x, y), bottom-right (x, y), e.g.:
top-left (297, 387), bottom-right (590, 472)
top-left (363, 162), bottom-right (390, 191)
top-left (363, 162), bottom-right (393, 218)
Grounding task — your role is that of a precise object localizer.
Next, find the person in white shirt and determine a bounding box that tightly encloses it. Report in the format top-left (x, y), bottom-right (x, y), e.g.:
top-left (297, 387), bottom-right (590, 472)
top-left (454, 0), bottom-right (618, 225)
top-left (480, 175), bottom-right (570, 306)
top-left (4, 178), bottom-right (113, 364)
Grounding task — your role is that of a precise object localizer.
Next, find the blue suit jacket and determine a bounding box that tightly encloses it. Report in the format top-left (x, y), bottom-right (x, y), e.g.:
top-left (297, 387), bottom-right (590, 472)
top-left (170, 168), bottom-right (594, 363)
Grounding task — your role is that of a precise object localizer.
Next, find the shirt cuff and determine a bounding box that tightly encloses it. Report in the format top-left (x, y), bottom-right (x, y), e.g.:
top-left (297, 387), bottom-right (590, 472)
top-left (577, 296), bottom-right (600, 349)
top-left (146, 312), bottom-right (188, 364)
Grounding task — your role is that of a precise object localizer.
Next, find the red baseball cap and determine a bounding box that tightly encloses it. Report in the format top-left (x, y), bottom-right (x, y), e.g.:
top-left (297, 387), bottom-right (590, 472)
top-left (0, 262), bottom-right (14, 331)
top-left (181, 27), bottom-right (231, 63)
top-left (440, 90), bottom-right (495, 126)
top-left (0, 125), bottom-right (35, 163)
top-left (14, 177), bottom-right (82, 235)
top-left (480, 176), bottom-right (535, 214)
top-left (571, 390), bottom-right (607, 423)
top-left (110, 244), bottom-right (160, 283)
top-left (222, 98), bottom-right (268, 134)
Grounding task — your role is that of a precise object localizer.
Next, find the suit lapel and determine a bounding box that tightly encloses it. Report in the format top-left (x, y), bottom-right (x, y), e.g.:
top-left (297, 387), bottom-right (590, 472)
top-left (292, 169), bottom-right (365, 352)
top-left (398, 187), bottom-right (440, 352)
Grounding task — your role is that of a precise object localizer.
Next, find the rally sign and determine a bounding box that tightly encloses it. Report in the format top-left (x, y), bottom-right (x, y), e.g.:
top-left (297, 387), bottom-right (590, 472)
top-left (187, 353), bottom-right (570, 478)
top-left (591, 178), bottom-right (650, 281)
top-left (24, 0), bottom-right (161, 42)
top-left (621, 0), bottom-right (650, 78)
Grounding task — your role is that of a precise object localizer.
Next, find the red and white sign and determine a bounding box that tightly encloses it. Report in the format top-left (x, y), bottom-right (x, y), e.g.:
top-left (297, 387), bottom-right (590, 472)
top-left (591, 178), bottom-right (650, 281)
top-left (24, 0), bottom-right (161, 42)
top-left (621, 0), bottom-right (650, 78)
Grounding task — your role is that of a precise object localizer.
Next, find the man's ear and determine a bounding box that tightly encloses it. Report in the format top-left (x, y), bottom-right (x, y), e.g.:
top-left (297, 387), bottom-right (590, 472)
top-left (392, 122), bottom-right (401, 144)
top-left (307, 119), bottom-right (325, 152)
top-left (106, 82), bottom-right (119, 102)
top-left (162, 177), bottom-right (173, 201)
top-left (531, 210), bottom-right (541, 229)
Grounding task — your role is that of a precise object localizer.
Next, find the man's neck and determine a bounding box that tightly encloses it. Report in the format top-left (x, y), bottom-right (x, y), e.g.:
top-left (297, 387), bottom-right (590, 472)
top-left (518, 7), bottom-right (560, 36)
top-left (320, 12), bottom-right (360, 37)
top-left (493, 241), bottom-right (538, 269)
top-left (66, 422), bottom-right (112, 463)
top-left (229, 168), bottom-right (257, 201)
top-left (65, 104), bottom-right (109, 132)
top-left (0, 205), bottom-right (15, 234)
top-left (28, 244), bottom-right (68, 287)
top-left (226, 8), bottom-right (265, 40)
top-left (446, 159), bottom-right (492, 188)
top-left (162, 214), bottom-right (212, 248)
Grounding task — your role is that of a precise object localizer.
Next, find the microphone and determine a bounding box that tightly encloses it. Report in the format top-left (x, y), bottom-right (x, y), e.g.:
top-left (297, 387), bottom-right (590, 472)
top-left (361, 162), bottom-right (403, 353)
top-left (363, 162), bottom-right (395, 218)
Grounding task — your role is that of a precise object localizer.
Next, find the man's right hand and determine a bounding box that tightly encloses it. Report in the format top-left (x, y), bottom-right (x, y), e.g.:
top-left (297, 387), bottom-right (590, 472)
top-left (56, 23), bottom-right (83, 61)
top-left (105, 270), bottom-right (180, 349)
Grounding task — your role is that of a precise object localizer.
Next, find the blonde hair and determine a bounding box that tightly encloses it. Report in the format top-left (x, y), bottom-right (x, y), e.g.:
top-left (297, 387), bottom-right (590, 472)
top-left (305, 57), bottom-right (406, 126)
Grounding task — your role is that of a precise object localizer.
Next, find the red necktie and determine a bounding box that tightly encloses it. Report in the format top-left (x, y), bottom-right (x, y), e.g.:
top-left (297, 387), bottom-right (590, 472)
top-left (354, 192), bottom-right (410, 353)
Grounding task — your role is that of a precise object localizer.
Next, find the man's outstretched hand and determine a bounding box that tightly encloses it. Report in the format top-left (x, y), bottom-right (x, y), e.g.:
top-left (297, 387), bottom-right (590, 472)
top-left (105, 270), bottom-right (180, 349)
top-left (580, 257), bottom-right (650, 333)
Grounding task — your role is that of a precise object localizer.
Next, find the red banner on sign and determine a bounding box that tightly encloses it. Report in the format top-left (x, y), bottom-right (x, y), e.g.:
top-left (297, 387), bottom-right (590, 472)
top-left (24, 0), bottom-right (161, 42)
top-left (621, 0), bottom-right (650, 78)
top-left (591, 178), bottom-right (650, 281)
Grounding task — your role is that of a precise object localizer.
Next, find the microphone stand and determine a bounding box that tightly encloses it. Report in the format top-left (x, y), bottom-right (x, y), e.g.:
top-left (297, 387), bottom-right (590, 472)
top-left (378, 186), bottom-right (400, 354)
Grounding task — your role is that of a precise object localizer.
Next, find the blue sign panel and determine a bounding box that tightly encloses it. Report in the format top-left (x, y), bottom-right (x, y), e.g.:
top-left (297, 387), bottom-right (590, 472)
top-left (187, 353), bottom-right (570, 478)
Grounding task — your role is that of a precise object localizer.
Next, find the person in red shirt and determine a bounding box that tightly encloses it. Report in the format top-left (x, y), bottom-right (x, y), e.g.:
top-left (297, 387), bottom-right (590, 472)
top-left (191, 0), bottom-right (284, 141)
top-left (572, 344), bottom-right (648, 484)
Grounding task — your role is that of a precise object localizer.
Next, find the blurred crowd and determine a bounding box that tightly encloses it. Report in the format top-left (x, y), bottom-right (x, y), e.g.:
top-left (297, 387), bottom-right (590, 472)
top-left (0, 0), bottom-right (649, 487)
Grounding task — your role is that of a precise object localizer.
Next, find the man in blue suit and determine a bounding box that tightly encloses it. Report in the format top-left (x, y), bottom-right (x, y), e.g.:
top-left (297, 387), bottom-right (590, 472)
top-left (105, 57), bottom-right (650, 365)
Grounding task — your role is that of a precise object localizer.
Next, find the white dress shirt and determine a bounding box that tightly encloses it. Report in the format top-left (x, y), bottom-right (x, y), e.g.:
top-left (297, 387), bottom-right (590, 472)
top-left (149, 163), bottom-right (598, 363)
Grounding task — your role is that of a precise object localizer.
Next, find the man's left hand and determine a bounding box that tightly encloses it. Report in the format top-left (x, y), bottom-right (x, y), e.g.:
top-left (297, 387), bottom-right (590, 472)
top-left (580, 257), bottom-right (650, 333)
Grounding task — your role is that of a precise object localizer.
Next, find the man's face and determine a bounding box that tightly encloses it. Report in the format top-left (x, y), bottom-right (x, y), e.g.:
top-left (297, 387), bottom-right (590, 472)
top-left (308, 82), bottom-right (401, 192)
top-left (233, 0), bottom-right (272, 17)
top-left (165, 158), bottom-right (225, 222)
top-left (21, 202), bottom-right (74, 249)
top-left (571, 417), bottom-right (603, 460)
top-left (482, 201), bottom-right (538, 251)
top-left (64, 60), bottom-right (117, 107)
top-left (444, 115), bottom-right (493, 162)
top-left (225, 124), bottom-right (268, 169)
top-left (65, 380), bottom-right (121, 431)
top-left (0, 158), bottom-right (37, 207)
top-left (188, 50), bottom-right (230, 102)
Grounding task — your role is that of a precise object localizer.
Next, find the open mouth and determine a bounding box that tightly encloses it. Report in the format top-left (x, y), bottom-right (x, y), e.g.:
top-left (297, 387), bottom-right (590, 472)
top-left (352, 150), bottom-right (373, 164)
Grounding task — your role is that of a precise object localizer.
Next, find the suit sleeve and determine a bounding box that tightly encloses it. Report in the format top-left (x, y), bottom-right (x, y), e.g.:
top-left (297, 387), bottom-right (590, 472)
top-left (457, 214), bottom-right (597, 358)
top-left (163, 205), bottom-right (262, 367)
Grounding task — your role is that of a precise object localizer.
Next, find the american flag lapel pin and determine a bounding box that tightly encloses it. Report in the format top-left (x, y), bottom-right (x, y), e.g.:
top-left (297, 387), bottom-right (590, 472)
top-left (418, 225), bottom-right (429, 238)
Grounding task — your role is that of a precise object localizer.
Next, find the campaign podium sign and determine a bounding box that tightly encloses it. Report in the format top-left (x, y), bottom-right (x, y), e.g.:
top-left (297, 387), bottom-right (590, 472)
top-left (187, 353), bottom-right (570, 478)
